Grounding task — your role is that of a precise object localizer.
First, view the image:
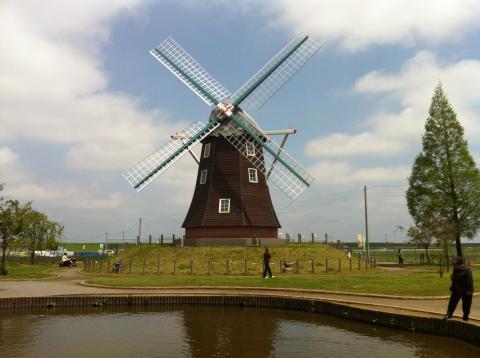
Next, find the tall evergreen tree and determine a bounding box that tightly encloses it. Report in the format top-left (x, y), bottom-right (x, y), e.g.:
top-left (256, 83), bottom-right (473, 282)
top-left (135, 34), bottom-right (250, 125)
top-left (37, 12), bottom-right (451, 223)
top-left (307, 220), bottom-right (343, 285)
top-left (406, 84), bottom-right (480, 257)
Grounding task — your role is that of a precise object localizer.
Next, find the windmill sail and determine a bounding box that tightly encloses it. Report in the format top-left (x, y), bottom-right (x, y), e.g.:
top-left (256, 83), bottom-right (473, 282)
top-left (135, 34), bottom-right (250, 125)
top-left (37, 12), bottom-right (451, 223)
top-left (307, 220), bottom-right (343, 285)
top-left (123, 120), bottom-right (220, 191)
top-left (150, 37), bottom-right (231, 106)
top-left (220, 111), bottom-right (314, 199)
top-left (231, 34), bottom-right (320, 111)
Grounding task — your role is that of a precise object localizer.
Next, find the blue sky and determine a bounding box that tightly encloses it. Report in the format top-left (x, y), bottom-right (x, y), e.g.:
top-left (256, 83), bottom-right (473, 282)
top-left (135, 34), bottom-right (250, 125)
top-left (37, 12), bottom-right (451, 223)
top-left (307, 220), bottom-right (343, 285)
top-left (2, 0), bottom-right (480, 243)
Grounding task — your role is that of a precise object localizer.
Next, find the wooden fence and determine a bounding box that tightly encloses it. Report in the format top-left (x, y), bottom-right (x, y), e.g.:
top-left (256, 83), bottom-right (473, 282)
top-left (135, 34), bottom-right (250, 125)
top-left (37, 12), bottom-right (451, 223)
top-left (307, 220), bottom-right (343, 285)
top-left (83, 257), bottom-right (378, 276)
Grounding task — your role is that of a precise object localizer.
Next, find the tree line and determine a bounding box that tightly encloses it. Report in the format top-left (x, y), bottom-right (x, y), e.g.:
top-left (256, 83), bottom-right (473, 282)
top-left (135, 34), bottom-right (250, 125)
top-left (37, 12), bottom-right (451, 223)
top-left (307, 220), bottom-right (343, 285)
top-left (0, 184), bottom-right (63, 275)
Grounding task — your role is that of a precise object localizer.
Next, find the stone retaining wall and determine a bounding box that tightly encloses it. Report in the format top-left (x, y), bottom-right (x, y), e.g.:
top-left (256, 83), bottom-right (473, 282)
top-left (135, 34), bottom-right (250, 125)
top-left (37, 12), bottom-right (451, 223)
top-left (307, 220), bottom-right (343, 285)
top-left (1, 295), bottom-right (478, 346)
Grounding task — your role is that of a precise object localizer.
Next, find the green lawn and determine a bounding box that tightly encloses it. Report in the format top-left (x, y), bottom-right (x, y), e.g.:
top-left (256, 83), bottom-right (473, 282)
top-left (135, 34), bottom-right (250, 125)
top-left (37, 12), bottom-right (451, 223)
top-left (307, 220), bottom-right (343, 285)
top-left (0, 262), bottom-right (57, 279)
top-left (86, 270), bottom-right (474, 296)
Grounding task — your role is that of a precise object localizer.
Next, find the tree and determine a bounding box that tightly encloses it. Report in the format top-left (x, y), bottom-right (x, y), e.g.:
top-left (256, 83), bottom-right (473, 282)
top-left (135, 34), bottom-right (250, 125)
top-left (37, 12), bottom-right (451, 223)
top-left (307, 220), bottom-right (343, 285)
top-left (21, 209), bottom-right (63, 265)
top-left (0, 200), bottom-right (32, 275)
top-left (406, 84), bottom-right (480, 257)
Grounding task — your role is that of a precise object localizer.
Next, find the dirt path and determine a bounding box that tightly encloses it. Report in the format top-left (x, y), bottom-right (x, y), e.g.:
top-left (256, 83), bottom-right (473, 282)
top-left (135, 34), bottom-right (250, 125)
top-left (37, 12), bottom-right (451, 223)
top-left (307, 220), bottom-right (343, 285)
top-left (1, 268), bottom-right (478, 325)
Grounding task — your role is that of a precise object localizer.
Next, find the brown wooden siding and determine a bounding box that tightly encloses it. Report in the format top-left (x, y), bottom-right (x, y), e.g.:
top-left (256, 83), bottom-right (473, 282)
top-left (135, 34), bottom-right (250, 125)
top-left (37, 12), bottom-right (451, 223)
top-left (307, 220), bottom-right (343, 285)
top-left (182, 135), bottom-right (280, 238)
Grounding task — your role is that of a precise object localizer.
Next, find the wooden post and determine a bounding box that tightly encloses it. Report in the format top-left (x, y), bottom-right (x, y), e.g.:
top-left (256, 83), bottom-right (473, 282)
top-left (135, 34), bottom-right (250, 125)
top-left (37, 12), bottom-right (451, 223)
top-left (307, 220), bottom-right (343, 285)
top-left (311, 233), bottom-right (315, 243)
top-left (365, 256), bottom-right (368, 270)
top-left (349, 257), bottom-right (352, 271)
top-left (358, 255), bottom-right (361, 270)
top-left (149, 234), bottom-right (152, 245)
top-left (325, 259), bottom-right (328, 273)
top-left (338, 259), bottom-right (341, 272)
top-left (297, 233), bottom-right (302, 243)
top-left (160, 234), bottom-right (164, 245)
top-left (311, 260), bottom-right (314, 273)
top-left (173, 259), bottom-right (176, 274)
top-left (190, 260), bottom-right (193, 275)
top-left (296, 260), bottom-right (299, 273)
top-left (157, 260), bottom-right (160, 275)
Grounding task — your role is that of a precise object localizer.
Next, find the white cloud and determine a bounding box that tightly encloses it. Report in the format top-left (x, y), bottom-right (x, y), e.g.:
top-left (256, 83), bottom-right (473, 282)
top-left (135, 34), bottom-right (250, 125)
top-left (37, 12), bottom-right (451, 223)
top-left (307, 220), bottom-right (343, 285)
top-left (267, 0), bottom-right (480, 51)
top-left (0, 0), bottom-right (178, 171)
top-left (306, 51), bottom-right (480, 158)
top-left (305, 132), bottom-right (406, 157)
top-left (309, 161), bottom-right (409, 185)
top-left (0, 146), bottom-right (126, 209)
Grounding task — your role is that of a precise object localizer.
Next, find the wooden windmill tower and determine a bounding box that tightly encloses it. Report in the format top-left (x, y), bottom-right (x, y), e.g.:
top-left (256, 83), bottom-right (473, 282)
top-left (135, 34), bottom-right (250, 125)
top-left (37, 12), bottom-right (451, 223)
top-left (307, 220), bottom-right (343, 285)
top-left (124, 35), bottom-right (320, 245)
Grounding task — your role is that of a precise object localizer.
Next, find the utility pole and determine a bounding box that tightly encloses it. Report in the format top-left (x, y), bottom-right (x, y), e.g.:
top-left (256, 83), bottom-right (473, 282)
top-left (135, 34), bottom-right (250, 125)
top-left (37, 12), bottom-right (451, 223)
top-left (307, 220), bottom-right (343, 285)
top-left (364, 185), bottom-right (370, 260)
top-left (137, 218), bottom-right (142, 245)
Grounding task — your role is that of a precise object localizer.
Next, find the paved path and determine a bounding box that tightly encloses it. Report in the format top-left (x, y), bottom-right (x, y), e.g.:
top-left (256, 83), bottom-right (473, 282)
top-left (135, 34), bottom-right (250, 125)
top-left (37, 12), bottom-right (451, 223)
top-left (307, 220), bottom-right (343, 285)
top-left (1, 269), bottom-right (478, 325)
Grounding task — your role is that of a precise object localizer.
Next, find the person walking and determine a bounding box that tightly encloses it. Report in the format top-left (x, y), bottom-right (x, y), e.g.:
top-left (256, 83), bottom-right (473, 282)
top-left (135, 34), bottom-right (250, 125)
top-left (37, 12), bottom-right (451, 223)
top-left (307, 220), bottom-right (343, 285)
top-left (444, 257), bottom-right (474, 321)
top-left (263, 247), bottom-right (274, 279)
top-left (397, 249), bottom-right (404, 264)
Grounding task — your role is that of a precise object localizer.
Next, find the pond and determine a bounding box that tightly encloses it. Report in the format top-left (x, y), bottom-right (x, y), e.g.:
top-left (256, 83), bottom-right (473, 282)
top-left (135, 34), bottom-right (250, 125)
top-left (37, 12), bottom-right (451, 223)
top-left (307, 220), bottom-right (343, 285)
top-left (1, 306), bottom-right (478, 357)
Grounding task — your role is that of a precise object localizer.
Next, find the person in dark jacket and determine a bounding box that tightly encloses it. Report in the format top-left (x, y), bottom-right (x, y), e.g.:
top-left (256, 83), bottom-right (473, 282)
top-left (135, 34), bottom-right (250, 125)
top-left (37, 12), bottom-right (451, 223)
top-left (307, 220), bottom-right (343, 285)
top-left (444, 257), bottom-right (474, 321)
top-left (263, 247), bottom-right (274, 279)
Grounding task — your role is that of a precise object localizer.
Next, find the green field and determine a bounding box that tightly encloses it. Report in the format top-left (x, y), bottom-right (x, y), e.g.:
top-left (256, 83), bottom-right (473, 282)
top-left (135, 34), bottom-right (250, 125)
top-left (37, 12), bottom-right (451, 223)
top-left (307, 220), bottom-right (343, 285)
top-left (0, 262), bottom-right (57, 279)
top-left (86, 269), bottom-right (478, 296)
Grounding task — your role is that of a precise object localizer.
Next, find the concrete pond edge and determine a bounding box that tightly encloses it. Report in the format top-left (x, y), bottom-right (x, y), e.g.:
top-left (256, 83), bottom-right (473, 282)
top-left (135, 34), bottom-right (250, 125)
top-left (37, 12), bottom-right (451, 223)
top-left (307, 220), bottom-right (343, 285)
top-left (0, 293), bottom-right (478, 347)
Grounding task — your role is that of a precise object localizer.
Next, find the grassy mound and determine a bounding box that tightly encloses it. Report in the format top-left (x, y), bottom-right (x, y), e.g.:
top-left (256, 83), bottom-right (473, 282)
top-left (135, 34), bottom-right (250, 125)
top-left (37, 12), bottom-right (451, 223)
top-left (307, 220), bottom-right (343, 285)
top-left (92, 244), bottom-right (367, 276)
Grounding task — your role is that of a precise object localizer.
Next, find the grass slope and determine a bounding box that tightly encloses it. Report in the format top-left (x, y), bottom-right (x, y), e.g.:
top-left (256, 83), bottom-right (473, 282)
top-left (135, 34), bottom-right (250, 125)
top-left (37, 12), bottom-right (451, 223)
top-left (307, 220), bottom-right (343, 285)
top-left (96, 244), bottom-right (362, 276)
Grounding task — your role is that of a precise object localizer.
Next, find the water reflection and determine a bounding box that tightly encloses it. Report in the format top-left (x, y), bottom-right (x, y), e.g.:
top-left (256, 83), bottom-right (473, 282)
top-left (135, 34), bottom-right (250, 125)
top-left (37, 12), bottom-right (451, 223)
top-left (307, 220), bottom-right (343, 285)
top-left (0, 306), bottom-right (478, 357)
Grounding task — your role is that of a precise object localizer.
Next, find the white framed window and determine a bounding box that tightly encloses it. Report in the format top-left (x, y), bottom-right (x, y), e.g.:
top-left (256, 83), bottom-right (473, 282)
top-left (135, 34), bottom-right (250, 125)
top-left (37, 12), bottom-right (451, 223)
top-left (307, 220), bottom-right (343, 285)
top-left (199, 169), bottom-right (207, 185)
top-left (248, 168), bottom-right (258, 183)
top-left (246, 141), bottom-right (255, 157)
top-left (203, 143), bottom-right (211, 158)
top-left (218, 198), bottom-right (230, 213)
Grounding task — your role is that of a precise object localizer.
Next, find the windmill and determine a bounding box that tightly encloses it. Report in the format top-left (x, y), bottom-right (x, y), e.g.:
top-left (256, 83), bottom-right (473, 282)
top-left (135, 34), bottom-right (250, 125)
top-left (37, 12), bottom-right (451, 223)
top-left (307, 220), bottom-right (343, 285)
top-left (124, 34), bottom-right (320, 245)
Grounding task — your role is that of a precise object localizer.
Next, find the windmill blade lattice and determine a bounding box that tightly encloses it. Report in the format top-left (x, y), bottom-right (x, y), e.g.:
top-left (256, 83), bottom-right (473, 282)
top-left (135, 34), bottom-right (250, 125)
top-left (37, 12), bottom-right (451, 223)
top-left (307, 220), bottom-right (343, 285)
top-left (123, 120), bottom-right (220, 192)
top-left (150, 37), bottom-right (231, 106)
top-left (220, 111), bottom-right (314, 199)
top-left (231, 34), bottom-right (321, 111)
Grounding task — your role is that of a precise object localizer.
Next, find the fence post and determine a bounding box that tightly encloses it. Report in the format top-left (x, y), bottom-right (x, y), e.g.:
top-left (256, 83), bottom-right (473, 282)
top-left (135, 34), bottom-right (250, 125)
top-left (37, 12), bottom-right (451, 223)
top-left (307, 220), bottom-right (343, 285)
top-left (338, 259), bottom-right (341, 272)
top-left (129, 260), bottom-right (132, 274)
top-left (311, 260), bottom-right (314, 273)
top-left (297, 233), bottom-right (302, 243)
top-left (190, 260), bottom-right (193, 275)
top-left (173, 259), bottom-right (176, 274)
top-left (325, 259), bottom-right (328, 273)
top-left (365, 256), bottom-right (368, 270)
top-left (244, 259), bottom-right (248, 274)
top-left (93, 260), bottom-right (96, 273)
top-left (149, 234), bottom-right (152, 245)
top-left (311, 233), bottom-right (315, 243)
top-left (349, 257), bottom-right (352, 271)
top-left (358, 255), bottom-right (361, 270)
top-left (226, 260), bottom-right (230, 275)
top-left (208, 261), bottom-right (211, 276)
top-left (160, 234), bottom-right (164, 245)
top-left (286, 233), bottom-right (290, 243)
top-left (157, 260), bottom-right (160, 275)
top-left (172, 234), bottom-right (176, 244)
top-left (296, 260), bottom-right (299, 273)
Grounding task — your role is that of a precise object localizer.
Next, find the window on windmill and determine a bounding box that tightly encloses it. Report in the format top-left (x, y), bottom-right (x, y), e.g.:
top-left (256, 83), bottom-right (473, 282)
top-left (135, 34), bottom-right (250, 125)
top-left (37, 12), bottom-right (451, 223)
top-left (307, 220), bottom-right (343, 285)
top-left (246, 141), bottom-right (255, 157)
top-left (248, 168), bottom-right (258, 183)
top-left (200, 169), bottom-right (207, 185)
top-left (218, 198), bottom-right (230, 213)
top-left (203, 143), bottom-right (211, 158)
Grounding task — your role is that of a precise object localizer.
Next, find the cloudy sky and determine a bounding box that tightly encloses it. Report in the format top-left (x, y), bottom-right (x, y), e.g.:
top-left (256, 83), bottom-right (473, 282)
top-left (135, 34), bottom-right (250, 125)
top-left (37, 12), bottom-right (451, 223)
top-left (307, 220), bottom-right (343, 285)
top-left (2, 0), bottom-right (480, 243)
